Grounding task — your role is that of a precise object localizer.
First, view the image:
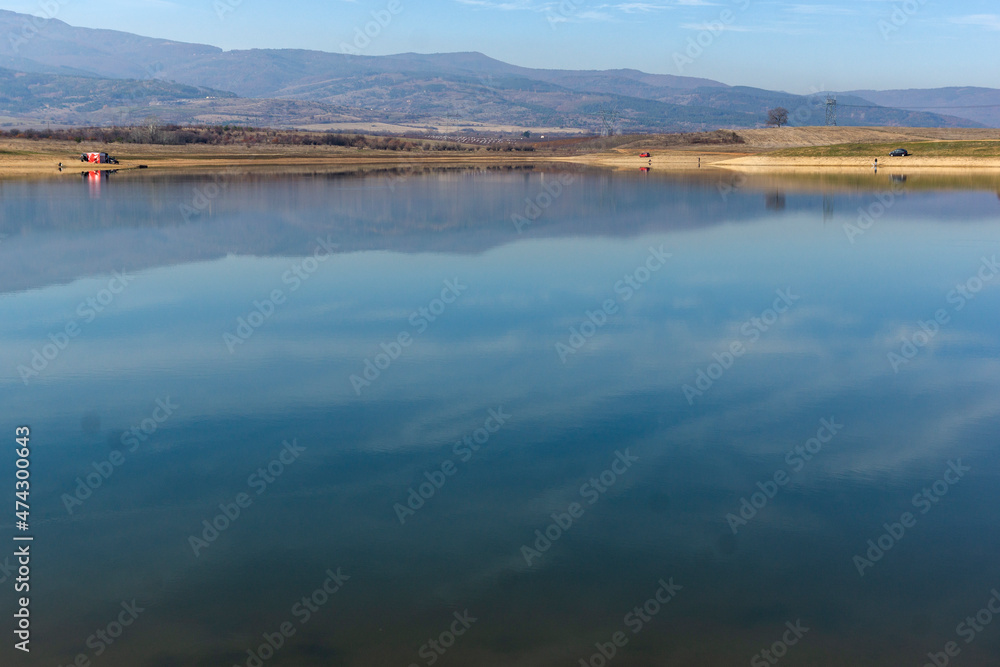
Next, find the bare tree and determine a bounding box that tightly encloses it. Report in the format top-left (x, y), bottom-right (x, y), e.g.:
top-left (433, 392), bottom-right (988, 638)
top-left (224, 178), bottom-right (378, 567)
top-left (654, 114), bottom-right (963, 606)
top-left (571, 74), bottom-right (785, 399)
top-left (767, 107), bottom-right (789, 128)
top-left (128, 115), bottom-right (162, 144)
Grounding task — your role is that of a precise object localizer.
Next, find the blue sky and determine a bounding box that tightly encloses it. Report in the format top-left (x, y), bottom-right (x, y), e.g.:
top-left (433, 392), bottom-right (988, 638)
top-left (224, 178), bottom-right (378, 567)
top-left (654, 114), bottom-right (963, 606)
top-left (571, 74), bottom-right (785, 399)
top-left (4, 0), bottom-right (999, 92)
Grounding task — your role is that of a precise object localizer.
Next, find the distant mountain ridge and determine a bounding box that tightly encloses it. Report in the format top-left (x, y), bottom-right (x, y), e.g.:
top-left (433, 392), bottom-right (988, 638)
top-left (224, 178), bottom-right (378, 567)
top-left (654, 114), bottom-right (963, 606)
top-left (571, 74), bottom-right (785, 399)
top-left (0, 10), bottom-right (992, 131)
top-left (845, 87), bottom-right (1000, 128)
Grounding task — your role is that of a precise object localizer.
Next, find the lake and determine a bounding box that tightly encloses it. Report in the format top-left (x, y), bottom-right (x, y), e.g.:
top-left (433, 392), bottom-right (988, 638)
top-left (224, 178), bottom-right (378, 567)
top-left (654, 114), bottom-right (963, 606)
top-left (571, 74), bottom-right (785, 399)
top-left (2, 166), bottom-right (1000, 666)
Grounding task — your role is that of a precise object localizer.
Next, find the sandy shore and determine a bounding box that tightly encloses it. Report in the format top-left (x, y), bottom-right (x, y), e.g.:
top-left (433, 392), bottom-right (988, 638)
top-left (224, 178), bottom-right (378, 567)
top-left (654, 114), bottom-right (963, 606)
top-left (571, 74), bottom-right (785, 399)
top-left (0, 136), bottom-right (571, 179)
top-left (556, 149), bottom-right (746, 170)
top-left (4, 129), bottom-right (1000, 179)
top-left (716, 155), bottom-right (1000, 169)
top-left (8, 150), bottom-right (1000, 179)
top-left (556, 151), bottom-right (1000, 171)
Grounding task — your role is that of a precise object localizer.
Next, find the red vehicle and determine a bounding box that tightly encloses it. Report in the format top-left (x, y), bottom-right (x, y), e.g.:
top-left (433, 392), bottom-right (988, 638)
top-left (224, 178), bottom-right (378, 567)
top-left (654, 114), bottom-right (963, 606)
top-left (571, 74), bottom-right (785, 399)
top-left (640, 152), bottom-right (651, 158)
top-left (80, 152), bottom-right (120, 165)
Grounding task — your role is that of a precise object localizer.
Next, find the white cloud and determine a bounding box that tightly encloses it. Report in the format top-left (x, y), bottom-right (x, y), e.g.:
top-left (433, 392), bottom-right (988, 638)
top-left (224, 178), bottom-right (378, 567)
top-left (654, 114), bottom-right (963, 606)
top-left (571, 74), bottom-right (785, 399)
top-left (950, 14), bottom-right (1000, 31)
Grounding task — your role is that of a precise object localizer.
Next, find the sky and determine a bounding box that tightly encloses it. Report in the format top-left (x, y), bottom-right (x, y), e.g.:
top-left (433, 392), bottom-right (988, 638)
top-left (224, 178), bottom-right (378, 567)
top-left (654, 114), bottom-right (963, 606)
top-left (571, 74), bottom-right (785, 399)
top-left (3, 0), bottom-right (999, 92)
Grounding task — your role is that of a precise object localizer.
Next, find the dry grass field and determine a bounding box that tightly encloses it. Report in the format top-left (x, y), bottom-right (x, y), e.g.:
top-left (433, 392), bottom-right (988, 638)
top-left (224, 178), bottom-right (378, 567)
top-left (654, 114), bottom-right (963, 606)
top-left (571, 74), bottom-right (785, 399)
top-left (570, 127), bottom-right (1000, 170)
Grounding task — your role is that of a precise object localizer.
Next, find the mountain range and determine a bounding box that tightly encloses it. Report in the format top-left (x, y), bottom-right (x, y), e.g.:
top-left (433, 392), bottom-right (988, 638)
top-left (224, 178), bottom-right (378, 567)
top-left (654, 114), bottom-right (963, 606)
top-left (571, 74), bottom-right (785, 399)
top-left (1, 10), bottom-right (996, 133)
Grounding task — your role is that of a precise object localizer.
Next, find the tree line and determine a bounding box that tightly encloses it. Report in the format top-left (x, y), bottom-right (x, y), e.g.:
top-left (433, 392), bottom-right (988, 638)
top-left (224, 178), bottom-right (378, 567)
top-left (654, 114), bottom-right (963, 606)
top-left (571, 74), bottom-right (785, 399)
top-left (0, 125), bottom-right (485, 151)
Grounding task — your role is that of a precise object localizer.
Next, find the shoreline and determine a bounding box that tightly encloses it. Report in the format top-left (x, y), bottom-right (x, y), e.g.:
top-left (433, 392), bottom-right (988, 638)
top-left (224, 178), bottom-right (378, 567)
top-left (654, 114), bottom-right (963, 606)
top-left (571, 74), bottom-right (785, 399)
top-left (714, 155), bottom-right (1000, 169)
top-left (5, 136), bottom-right (1000, 179)
top-left (7, 153), bottom-right (1000, 179)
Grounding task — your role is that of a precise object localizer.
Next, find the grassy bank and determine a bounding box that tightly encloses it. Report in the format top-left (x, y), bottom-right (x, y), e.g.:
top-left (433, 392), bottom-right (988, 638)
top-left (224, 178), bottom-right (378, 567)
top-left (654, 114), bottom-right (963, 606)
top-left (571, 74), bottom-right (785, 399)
top-left (767, 140), bottom-right (1000, 159)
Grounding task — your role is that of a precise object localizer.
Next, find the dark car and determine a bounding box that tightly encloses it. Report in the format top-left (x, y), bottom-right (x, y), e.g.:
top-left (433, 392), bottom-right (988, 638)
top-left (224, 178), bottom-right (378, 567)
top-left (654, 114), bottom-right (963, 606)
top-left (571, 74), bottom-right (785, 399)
top-left (889, 148), bottom-right (910, 157)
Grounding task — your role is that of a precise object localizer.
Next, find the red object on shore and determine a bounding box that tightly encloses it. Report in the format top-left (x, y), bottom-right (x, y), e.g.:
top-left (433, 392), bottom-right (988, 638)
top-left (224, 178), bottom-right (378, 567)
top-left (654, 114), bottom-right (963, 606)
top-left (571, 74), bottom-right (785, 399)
top-left (639, 152), bottom-right (651, 158)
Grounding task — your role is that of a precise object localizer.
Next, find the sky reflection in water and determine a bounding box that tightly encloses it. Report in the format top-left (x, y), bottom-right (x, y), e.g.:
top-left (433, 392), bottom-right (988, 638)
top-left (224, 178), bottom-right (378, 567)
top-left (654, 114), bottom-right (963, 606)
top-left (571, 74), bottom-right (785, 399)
top-left (1, 168), bottom-right (1000, 666)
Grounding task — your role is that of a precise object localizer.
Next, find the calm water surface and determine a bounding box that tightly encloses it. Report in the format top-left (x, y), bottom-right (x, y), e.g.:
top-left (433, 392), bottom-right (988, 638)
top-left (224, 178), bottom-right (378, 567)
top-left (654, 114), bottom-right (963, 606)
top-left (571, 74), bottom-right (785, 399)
top-left (2, 167), bottom-right (1000, 666)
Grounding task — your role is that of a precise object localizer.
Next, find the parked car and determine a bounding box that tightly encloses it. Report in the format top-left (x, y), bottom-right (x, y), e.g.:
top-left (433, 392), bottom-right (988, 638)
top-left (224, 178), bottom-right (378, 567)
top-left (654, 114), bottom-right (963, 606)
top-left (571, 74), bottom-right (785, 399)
top-left (640, 152), bottom-right (651, 158)
top-left (889, 148), bottom-right (910, 157)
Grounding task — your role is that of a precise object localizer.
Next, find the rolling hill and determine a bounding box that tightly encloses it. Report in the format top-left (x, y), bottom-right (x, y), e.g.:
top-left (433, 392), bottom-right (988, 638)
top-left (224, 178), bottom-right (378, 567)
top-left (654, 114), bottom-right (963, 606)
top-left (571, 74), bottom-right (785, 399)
top-left (845, 87), bottom-right (1000, 128)
top-left (0, 10), bottom-right (993, 132)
